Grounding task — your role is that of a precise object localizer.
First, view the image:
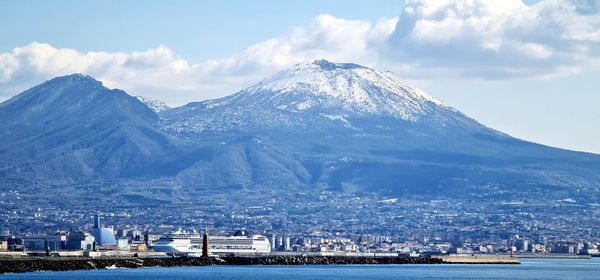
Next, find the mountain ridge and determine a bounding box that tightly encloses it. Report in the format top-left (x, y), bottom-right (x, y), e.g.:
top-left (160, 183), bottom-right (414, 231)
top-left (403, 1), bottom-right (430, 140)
top-left (1, 63), bottom-right (599, 202)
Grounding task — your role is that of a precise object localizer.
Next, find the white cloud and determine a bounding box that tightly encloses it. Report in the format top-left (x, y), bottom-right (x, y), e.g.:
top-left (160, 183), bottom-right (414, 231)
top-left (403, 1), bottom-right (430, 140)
top-left (0, 0), bottom-right (598, 105)
top-left (387, 0), bottom-right (600, 79)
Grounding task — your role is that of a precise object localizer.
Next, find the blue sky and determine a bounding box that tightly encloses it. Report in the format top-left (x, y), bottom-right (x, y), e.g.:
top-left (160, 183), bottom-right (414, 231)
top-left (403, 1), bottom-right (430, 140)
top-left (0, 0), bottom-right (402, 60)
top-left (1, 0), bottom-right (599, 154)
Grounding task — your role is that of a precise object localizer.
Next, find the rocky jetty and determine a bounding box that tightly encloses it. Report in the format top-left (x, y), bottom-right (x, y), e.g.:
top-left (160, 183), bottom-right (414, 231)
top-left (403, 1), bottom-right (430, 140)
top-left (0, 257), bottom-right (220, 274)
top-left (0, 255), bottom-right (519, 274)
top-left (432, 255), bottom-right (520, 264)
top-left (223, 256), bottom-right (442, 265)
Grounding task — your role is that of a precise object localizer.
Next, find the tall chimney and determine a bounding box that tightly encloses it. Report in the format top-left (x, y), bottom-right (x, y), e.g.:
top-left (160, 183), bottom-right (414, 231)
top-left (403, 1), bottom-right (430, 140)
top-left (202, 228), bottom-right (209, 257)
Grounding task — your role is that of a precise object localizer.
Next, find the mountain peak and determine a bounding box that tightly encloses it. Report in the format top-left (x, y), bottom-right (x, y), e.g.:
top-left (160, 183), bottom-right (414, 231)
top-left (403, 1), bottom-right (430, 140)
top-left (66, 73), bottom-right (95, 80)
top-left (48, 73), bottom-right (105, 90)
top-left (309, 59), bottom-right (366, 70)
top-left (231, 59), bottom-right (447, 120)
top-left (0, 73), bottom-right (108, 110)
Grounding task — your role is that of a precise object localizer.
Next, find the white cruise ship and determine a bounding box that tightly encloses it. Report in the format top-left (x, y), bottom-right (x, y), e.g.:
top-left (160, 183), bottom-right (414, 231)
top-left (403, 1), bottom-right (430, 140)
top-left (151, 230), bottom-right (271, 255)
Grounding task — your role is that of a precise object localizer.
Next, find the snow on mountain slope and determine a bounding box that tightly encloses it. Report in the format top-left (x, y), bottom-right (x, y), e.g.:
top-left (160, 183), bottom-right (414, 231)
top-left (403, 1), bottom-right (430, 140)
top-left (135, 96), bottom-right (171, 112)
top-left (234, 59), bottom-right (447, 118)
top-left (160, 60), bottom-right (467, 133)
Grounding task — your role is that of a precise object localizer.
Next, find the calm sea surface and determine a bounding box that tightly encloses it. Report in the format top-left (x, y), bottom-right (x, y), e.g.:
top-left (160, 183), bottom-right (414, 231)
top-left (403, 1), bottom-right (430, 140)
top-left (1, 258), bottom-right (600, 280)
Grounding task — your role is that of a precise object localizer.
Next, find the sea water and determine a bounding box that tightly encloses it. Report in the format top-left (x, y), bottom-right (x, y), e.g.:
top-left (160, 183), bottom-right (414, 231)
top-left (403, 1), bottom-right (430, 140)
top-left (1, 258), bottom-right (599, 280)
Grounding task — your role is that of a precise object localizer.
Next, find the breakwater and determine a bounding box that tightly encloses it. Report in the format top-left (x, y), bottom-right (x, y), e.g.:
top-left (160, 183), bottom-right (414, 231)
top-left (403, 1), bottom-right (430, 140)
top-left (0, 255), bottom-right (518, 274)
top-left (432, 255), bottom-right (520, 264)
top-left (224, 256), bottom-right (441, 265)
top-left (0, 257), bottom-right (219, 274)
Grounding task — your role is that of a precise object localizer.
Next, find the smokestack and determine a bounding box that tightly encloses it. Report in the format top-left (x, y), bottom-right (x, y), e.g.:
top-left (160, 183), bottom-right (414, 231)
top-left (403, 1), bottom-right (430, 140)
top-left (94, 215), bottom-right (100, 229)
top-left (202, 228), bottom-right (209, 257)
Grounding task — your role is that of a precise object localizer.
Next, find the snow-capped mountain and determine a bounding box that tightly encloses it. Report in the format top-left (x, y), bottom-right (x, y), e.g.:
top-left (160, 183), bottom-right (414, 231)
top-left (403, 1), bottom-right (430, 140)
top-left (135, 95), bottom-right (170, 112)
top-left (155, 60), bottom-right (600, 194)
top-left (159, 60), bottom-right (473, 133)
top-left (223, 59), bottom-right (447, 119)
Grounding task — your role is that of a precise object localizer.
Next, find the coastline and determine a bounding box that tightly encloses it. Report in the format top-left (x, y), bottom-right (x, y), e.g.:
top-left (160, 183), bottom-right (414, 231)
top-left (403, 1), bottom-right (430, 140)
top-left (0, 255), bottom-right (519, 274)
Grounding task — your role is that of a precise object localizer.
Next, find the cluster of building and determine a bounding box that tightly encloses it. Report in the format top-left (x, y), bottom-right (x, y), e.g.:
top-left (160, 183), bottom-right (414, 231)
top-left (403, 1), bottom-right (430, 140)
top-left (3, 216), bottom-right (599, 258)
top-left (265, 233), bottom-right (600, 257)
top-left (2, 184), bottom-right (600, 257)
top-left (0, 215), bottom-right (152, 253)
